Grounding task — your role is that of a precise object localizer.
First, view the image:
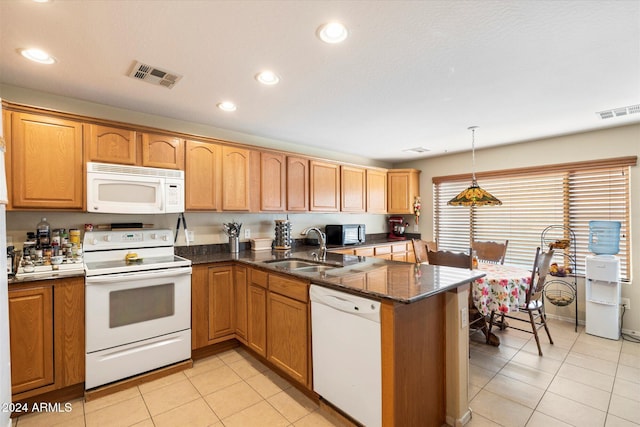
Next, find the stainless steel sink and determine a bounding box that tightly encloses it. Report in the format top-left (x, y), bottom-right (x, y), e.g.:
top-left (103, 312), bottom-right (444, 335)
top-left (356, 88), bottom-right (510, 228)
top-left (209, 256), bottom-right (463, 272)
top-left (293, 265), bottom-right (337, 273)
top-left (263, 259), bottom-right (319, 269)
top-left (263, 258), bottom-right (341, 272)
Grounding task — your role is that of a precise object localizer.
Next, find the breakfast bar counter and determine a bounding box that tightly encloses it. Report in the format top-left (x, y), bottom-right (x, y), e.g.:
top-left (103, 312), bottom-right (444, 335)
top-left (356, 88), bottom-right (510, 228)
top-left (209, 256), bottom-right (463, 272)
top-left (179, 245), bottom-right (483, 426)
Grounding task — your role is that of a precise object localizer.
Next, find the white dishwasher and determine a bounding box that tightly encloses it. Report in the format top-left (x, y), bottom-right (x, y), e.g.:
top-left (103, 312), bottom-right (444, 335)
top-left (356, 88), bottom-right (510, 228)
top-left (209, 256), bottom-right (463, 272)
top-left (310, 285), bottom-right (381, 427)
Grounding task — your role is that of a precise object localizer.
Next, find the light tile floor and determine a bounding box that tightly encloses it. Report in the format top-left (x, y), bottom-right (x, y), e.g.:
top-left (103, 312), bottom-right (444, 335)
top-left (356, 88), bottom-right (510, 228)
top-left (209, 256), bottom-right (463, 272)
top-left (12, 317), bottom-right (640, 427)
top-left (468, 317), bottom-right (640, 427)
top-left (12, 348), bottom-right (343, 427)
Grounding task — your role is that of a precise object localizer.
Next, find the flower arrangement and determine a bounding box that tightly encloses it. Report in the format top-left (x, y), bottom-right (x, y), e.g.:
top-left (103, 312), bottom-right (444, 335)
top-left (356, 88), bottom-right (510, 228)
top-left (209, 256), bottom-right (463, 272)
top-left (413, 196), bottom-right (422, 224)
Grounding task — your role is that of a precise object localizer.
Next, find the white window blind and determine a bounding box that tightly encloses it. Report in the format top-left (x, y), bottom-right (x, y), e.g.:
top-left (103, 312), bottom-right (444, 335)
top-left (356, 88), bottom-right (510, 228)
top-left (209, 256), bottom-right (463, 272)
top-left (433, 158), bottom-right (634, 280)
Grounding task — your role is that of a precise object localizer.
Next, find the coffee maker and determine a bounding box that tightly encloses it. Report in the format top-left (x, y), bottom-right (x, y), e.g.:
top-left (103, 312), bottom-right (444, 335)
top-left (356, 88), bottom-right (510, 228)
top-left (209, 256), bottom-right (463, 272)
top-left (388, 216), bottom-right (407, 240)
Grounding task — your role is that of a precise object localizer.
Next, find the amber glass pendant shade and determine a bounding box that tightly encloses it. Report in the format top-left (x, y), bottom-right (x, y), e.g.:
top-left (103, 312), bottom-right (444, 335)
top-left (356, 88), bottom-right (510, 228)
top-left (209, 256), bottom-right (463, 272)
top-left (447, 126), bottom-right (502, 207)
top-left (447, 179), bottom-right (502, 206)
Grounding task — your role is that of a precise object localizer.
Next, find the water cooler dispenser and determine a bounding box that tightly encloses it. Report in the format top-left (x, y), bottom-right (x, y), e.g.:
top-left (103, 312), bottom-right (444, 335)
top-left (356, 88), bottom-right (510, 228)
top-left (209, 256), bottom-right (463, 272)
top-left (585, 221), bottom-right (621, 340)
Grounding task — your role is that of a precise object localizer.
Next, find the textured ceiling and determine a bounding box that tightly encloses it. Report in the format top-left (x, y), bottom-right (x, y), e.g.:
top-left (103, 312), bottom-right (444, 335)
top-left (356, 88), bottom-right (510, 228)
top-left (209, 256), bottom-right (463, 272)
top-left (1, 0), bottom-right (639, 161)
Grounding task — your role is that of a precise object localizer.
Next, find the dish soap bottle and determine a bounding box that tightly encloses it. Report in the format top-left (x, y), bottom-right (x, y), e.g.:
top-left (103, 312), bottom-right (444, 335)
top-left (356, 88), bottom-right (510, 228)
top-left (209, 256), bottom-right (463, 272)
top-left (36, 217), bottom-right (51, 248)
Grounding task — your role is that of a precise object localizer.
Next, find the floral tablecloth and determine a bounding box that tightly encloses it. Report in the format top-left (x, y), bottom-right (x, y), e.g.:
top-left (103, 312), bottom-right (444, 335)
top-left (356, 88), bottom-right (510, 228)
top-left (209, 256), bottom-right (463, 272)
top-left (472, 263), bottom-right (532, 316)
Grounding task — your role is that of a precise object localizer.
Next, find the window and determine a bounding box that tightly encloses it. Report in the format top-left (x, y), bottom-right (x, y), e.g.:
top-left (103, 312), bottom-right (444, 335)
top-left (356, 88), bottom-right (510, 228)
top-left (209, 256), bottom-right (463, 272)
top-left (433, 157), bottom-right (636, 280)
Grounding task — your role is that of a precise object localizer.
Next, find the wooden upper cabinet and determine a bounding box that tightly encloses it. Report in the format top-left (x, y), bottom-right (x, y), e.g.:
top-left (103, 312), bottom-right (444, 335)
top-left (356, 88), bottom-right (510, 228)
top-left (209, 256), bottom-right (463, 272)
top-left (286, 156), bottom-right (309, 211)
top-left (141, 133), bottom-right (184, 170)
top-left (260, 152), bottom-right (286, 211)
top-left (9, 285), bottom-right (54, 394)
top-left (3, 109), bottom-right (11, 207)
top-left (221, 146), bottom-right (251, 211)
top-left (185, 140), bottom-right (220, 211)
top-left (366, 168), bottom-right (387, 213)
top-left (84, 124), bottom-right (137, 165)
top-left (11, 112), bottom-right (83, 209)
top-left (310, 160), bottom-right (340, 212)
top-left (341, 165), bottom-right (366, 212)
top-left (388, 169), bottom-right (421, 214)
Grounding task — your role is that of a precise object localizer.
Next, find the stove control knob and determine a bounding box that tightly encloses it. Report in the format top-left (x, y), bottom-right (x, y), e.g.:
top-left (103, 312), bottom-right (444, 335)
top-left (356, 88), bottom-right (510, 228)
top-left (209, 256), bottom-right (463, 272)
top-left (90, 238), bottom-right (98, 245)
top-left (161, 234), bottom-right (169, 241)
top-left (103, 235), bottom-right (112, 242)
top-left (150, 233), bottom-right (157, 240)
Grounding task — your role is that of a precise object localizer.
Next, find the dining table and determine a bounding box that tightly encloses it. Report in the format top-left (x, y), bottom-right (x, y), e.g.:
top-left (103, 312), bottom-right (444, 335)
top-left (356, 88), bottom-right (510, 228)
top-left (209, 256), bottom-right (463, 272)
top-left (472, 263), bottom-right (533, 316)
top-left (469, 262), bottom-right (533, 346)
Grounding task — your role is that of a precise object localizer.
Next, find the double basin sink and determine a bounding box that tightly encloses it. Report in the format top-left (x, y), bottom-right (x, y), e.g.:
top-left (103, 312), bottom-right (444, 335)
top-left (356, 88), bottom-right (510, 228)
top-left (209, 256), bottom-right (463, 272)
top-left (263, 258), bottom-right (341, 273)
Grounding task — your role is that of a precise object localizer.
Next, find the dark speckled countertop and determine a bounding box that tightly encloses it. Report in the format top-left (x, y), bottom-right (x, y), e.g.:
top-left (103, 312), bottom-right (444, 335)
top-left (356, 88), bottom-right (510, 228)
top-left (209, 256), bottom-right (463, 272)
top-left (176, 243), bottom-right (485, 303)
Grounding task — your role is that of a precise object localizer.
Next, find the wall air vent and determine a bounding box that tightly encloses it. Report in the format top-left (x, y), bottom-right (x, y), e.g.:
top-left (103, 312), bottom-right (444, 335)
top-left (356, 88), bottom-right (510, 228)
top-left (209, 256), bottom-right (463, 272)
top-left (128, 61), bottom-right (182, 89)
top-left (596, 104), bottom-right (640, 119)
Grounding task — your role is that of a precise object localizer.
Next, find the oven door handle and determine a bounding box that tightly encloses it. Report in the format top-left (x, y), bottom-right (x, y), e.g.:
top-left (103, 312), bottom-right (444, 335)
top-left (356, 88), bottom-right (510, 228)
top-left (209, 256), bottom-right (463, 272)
top-left (85, 266), bottom-right (192, 284)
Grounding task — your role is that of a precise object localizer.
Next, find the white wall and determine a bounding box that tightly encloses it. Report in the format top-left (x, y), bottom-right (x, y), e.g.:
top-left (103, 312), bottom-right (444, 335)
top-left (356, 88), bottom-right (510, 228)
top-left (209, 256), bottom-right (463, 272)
top-left (396, 123), bottom-right (640, 334)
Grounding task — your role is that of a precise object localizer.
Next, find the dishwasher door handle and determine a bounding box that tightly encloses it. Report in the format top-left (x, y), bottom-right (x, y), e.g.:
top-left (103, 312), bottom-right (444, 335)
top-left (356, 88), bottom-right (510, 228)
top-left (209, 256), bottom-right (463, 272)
top-left (320, 294), bottom-right (380, 316)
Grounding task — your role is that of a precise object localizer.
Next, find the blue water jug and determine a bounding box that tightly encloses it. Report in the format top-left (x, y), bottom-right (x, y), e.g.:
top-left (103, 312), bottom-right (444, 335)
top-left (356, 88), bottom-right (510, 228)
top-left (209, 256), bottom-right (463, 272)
top-left (588, 220), bottom-right (621, 255)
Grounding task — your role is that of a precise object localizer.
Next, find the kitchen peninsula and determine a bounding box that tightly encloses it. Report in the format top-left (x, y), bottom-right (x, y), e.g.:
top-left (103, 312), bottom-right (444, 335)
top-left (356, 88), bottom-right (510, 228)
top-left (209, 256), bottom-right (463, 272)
top-left (181, 246), bottom-right (485, 427)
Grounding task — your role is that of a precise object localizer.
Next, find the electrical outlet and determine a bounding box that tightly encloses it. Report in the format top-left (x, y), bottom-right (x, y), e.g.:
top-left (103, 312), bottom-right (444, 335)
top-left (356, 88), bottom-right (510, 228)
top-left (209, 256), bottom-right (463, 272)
top-left (460, 307), bottom-right (469, 328)
top-left (244, 229), bottom-right (250, 239)
top-left (621, 297), bottom-right (631, 310)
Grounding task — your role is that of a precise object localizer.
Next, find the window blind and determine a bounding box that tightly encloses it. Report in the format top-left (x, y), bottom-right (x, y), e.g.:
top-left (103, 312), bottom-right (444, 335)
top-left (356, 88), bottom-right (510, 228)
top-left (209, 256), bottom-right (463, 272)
top-left (433, 157), bottom-right (634, 280)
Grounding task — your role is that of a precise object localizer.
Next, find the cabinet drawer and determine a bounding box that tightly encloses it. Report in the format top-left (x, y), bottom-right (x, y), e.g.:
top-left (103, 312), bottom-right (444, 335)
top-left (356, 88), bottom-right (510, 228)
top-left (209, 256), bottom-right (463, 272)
top-left (250, 269), bottom-right (269, 288)
top-left (374, 245), bottom-right (391, 255)
top-left (391, 243), bottom-right (408, 252)
top-left (354, 247), bottom-right (374, 257)
top-left (269, 275), bottom-right (308, 303)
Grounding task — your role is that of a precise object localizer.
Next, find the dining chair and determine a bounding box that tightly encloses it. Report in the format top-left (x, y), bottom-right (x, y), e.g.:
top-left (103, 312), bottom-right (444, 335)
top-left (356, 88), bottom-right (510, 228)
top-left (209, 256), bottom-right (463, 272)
top-left (426, 248), bottom-right (472, 269)
top-left (425, 249), bottom-right (498, 345)
top-left (411, 239), bottom-right (428, 263)
top-left (472, 240), bottom-right (508, 264)
top-left (412, 239), bottom-right (438, 263)
top-left (487, 247), bottom-right (555, 356)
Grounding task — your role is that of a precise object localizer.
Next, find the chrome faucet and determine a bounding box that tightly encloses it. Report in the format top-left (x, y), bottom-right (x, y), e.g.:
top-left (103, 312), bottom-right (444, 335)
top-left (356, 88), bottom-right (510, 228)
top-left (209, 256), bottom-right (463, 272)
top-left (301, 227), bottom-right (327, 261)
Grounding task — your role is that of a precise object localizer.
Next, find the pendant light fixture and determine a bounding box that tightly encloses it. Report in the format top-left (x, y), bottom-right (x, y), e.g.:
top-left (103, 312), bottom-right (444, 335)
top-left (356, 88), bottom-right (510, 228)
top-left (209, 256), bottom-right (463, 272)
top-left (447, 126), bottom-right (502, 206)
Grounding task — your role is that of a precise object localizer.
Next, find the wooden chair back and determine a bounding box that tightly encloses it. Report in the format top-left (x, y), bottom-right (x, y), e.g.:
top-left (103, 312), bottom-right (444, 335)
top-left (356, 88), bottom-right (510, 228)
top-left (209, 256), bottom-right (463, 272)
top-left (526, 247), bottom-right (555, 305)
top-left (411, 239), bottom-right (428, 263)
top-left (426, 248), bottom-right (473, 269)
top-left (472, 240), bottom-right (509, 264)
top-left (425, 240), bottom-right (438, 252)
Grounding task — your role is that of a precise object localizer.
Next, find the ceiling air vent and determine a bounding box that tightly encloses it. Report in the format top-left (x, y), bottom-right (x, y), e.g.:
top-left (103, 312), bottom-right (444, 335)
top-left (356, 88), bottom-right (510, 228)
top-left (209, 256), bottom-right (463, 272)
top-left (403, 147), bottom-right (431, 154)
top-left (128, 61), bottom-right (182, 89)
top-left (596, 104), bottom-right (640, 119)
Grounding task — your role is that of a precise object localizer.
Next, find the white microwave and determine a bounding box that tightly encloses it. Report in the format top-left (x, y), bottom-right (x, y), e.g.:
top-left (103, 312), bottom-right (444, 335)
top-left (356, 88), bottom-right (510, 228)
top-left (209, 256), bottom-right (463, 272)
top-left (87, 162), bottom-right (184, 214)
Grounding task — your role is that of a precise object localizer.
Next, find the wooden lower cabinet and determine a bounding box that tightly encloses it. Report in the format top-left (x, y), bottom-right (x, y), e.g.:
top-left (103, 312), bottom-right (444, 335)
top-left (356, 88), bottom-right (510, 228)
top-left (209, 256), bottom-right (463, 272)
top-left (8, 276), bottom-right (84, 400)
top-left (208, 266), bottom-right (235, 340)
top-left (331, 242), bottom-right (415, 263)
top-left (247, 268), bottom-right (268, 356)
top-left (266, 277), bottom-right (309, 387)
top-left (9, 285), bottom-right (54, 394)
top-left (234, 265), bottom-right (248, 342)
top-left (192, 264), bottom-right (236, 349)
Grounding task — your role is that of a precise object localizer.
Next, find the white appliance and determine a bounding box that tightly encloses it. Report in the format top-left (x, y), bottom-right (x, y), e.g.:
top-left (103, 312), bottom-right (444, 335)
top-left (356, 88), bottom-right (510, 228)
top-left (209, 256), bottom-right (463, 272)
top-left (585, 255), bottom-right (621, 340)
top-left (310, 285), bottom-right (382, 427)
top-left (86, 162), bottom-right (184, 214)
top-left (0, 100), bottom-right (12, 427)
top-left (83, 229), bottom-right (192, 389)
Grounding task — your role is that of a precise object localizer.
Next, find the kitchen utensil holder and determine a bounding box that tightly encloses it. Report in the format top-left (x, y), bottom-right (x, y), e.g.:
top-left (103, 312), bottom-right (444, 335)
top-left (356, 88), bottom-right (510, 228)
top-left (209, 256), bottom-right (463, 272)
top-left (229, 236), bottom-right (239, 253)
top-left (274, 220), bottom-right (292, 250)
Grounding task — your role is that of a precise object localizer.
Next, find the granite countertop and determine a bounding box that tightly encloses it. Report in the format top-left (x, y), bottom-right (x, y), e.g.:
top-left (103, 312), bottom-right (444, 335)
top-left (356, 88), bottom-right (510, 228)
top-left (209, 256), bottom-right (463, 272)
top-left (8, 239), bottom-right (485, 304)
top-left (178, 244), bottom-right (485, 304)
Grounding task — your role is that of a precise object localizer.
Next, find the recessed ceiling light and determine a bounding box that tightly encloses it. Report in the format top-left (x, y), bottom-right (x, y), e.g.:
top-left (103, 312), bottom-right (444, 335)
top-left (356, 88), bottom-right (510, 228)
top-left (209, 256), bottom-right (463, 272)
top-left (255, 70), bottom-right (280, 85)
top-left (317, 22), bottom-right (348, 44)
top-left (18, 48), bottom-right (56, 64)
top-left (217, 101), bottom-right (237, 112)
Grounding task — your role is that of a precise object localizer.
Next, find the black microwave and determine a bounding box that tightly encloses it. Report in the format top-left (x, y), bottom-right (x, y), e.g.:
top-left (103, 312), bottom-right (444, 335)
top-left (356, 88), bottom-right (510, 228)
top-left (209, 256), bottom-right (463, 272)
top-left (325, 224), bottom-right (366, 245)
